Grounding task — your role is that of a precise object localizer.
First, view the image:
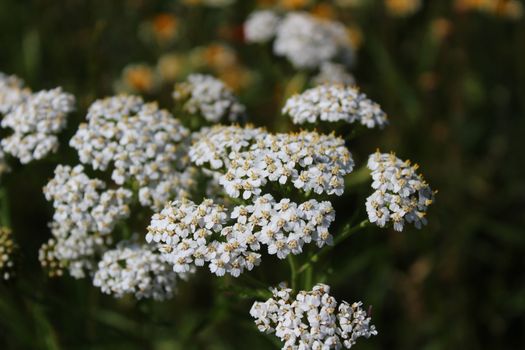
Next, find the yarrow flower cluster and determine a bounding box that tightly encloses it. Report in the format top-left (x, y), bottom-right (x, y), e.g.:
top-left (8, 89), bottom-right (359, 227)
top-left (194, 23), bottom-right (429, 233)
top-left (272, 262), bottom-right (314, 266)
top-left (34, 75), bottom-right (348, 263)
top-left (41, 165), bottom-right (132, 278)
top-left (244, 10), bottom-right (280, 43)
top-left (366, 151), bottom-right (435, 231)
top-left (312, 62), bottom-right (355, 86)
top-left (273, 12), bottom-right (352, 69)
top-left (70, 95), bottom-right (191, 209)
top-left (93, 241), bottom-right (180, 300)
top-left (0, 72), bottom-right (75, 164)
top-left (250, 283), bottom-right (378, 349)
top-left (173, 74), bottom-right (245, 123)
top-left (147, 194), bottom-right (335, 277)
top-left (190, 125), bottom-right (354, 198)
top-left (0, 72), bottom-right (29, 114)
top-left (283, 84), bottom-right (388, 128)
top-left (0, 227), bottom-right (15, 280)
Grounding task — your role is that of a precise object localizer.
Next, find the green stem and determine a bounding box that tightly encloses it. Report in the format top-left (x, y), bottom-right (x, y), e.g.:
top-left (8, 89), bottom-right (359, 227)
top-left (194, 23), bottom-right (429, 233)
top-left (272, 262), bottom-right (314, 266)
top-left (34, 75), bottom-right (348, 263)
top-left (297, 219), bottom-right (369, 275)
top-left (303, 255), bottom-right (313, 290)
top-left (287, 255), bottom-right (297, 291)
top-left (0, 187), bottom-right (11, 227)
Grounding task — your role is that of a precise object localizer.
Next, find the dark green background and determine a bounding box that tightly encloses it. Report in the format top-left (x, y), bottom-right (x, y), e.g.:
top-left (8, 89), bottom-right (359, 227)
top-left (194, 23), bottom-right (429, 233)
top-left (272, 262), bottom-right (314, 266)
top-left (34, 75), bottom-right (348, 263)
top-left (0, 0), bottom-right (524, 349)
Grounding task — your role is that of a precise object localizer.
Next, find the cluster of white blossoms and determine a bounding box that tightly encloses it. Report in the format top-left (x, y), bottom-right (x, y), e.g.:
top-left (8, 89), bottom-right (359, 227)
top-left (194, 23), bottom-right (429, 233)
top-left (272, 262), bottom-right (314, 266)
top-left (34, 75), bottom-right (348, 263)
top-left (190, 125), bottom-right (354, 198)
top-left (283, 84), bottom-right (388, 128)
top-left (41, 165), bottom-right (132, 278)
top-left (250, 283), bottom-right (378, 349)
top-left (244, 10), bottom-right (281, 43)
top-left (147, 194), bottom-right (335, 277)
top-left (366, 151), bottom-right (435, 232)
top-left (0, 72), bottom-right (29, 114)
top-left (0, 227), bottom-right (15, 280)
top-left (312, 62), bottom-right (356, 86)
top-left (273, 12), bottom-right (352, 69)
top-left (70, 95), bottom-right (191, 209)
top-left (173, 74), bottom-right (245, 123)
top-left (0, 72), bottom-right (75, 164)
top-left (93, 241), bottom-right (179, 300)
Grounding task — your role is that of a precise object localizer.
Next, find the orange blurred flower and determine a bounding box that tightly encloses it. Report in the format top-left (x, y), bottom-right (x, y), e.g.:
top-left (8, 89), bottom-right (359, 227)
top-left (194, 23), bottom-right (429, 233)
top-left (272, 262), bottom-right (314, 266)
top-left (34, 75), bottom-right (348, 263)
top-left (431, 18), bottom-right (452, 42)
top-left (121, 64), bottom-right (158, 93)
top-left (311, 4), bottom-right (336, 19)
top-left (279, 0), bottom-right (310, 10)
top-left (151, 13), bottom-right (178, 43)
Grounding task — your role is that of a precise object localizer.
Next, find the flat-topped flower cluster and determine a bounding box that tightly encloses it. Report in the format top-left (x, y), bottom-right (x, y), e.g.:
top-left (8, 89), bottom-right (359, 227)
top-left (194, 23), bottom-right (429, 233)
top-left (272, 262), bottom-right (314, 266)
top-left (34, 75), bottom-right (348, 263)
top-left (245, 11), bottom-right (353, 69)
top-left (41, 165), bottom-right (132, 278)
top-left (366, 151), bottom-right (435, 231)
top-left (147, 194), bottom-right (335, 277)
top-left (250, 283), bottom-right (378, 349)
top-left (190, 125), bottom-right (354, 198)
top-left (283, 84), bottom-right (388, 128)
top-left (70, 95), bottom-right (192, 209)
top-left (93, 241), bottom-right (179, 300)
top-left (0, 72), bottom-right (75, 164)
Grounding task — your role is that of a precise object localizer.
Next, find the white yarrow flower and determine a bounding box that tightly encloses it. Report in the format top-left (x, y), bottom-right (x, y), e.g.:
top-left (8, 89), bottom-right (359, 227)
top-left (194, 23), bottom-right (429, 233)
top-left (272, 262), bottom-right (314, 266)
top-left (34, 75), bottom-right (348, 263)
top-left (283, 84), bottom-right (388, 128)
top-left (273, 12), bottom-right (353, 69)
top-left (190, 125), bottom-right (354, 197)
top-left (173, 74), bottom-right (245, 123)
top-left (244, 10), bottom-right (281, 43)
top-left (93, 241), bottom-right (180, 300)
top-left (147, 195), bottom-right (335, 277)
top-left (41, 165), bottom-right (132, 278)
top-left (70, 95), bottom-right (191, 209)
top-left (250, 283), bottom-right (378, 349)
top-left (366, 151), bottom-right (435, 232)
top-left (0, 81), bottom-right (75, 163)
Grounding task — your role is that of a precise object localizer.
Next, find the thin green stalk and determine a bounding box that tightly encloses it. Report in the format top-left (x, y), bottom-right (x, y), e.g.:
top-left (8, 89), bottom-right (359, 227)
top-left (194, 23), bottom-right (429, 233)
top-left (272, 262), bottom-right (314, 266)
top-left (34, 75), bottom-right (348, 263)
top-left (297, 219), bottom-right (369, 275)
top-left (303, 255), bottom-right (313, 290)
top-left (0, 187), bottom-right (11, 227)
top-left (288, 255), bottom-right (297, 291)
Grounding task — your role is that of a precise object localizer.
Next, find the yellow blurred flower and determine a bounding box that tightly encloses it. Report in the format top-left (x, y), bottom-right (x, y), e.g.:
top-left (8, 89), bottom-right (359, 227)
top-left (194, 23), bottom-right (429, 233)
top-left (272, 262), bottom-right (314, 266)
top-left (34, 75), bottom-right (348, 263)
top-left (218, 66), bottom-right (254, 92)
top-left (385, 0), bottom-right (422, 17)
top-left (455, 0), bottom-right (523, 19)
top-left (431, 18), bottom-right (452, 42)
top-left (202, 43), bottom-right (238, 70)
top-left (157, 53), bottom-right (185, 82)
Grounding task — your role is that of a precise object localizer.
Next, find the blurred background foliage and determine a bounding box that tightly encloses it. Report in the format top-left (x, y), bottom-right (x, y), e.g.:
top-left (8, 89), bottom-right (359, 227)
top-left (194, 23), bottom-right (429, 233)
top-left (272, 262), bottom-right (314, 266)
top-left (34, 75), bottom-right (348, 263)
top-left (1, 0), bottom-right (524, 349)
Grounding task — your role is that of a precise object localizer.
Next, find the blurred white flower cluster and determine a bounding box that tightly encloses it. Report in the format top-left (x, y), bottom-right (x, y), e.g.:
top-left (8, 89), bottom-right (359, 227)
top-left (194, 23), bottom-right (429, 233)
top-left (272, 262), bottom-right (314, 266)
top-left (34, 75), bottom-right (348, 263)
top-left (312, 62), bottom-right (356, 86)
top-left (0, 227), bottom-right (15, 280)
top-left (244, 11), bottom-right (353, 69)
top-left (93, 241), bottom-right (180, 300)
top-left (283, 84), bottom-right (388, 128)
top-left (173, 74), bottom-right (245, 123)
top-left (366, 151), bottom-right (435, 231)
top-left (0, 72), bottom-right (75, 164)
top-left (250, 283), bottom-right (377, 349)
top-left (244, 10), bottom-right (281, 44)
top-left (147, 194), bottom-right (335, 277)
top-left (0, 73), bottom-right (28, 114)
top-left (190, 125), bottom-right (354, 198)
top-left (41, 165), bottom-right (132, 278)
top-left (70, 95), bottom-right (192, 209)
top-left (274, 12), bottom-right (352, 69)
